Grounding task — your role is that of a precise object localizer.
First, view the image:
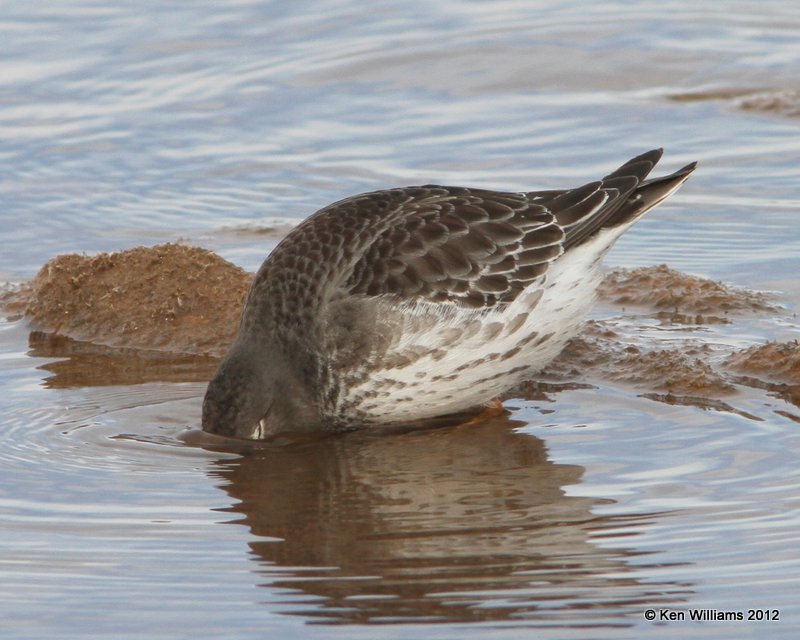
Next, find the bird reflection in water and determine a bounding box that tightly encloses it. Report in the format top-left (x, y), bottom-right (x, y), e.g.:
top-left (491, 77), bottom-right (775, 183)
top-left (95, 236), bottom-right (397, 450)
top-left (204, 416), bottom-right (692, 626)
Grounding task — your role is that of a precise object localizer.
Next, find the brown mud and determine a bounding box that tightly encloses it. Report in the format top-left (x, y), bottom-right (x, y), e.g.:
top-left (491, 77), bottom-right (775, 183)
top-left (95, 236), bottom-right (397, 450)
top-left (2, 244), bottom-right (798, 401)
top-left (597, 264), bottom-right (775, 321)
top-left (725, 342), bottom-right (800, 383)
top-left (737, 90), bottom-right (800, 118)
top-left (541, 321), bottom-right (735, 396)
top-left (668, 87), bottom-right (800, 119)
top-left (15, 243), bottom-right (251, 357)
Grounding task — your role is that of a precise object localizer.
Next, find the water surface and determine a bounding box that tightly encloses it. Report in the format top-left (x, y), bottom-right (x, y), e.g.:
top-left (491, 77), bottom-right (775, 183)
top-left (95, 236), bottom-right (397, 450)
top-left (2, 1), bottom-right (800, 638)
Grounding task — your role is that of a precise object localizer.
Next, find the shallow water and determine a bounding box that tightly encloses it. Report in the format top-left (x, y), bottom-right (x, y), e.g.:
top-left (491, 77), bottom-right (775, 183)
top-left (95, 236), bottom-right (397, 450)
top-left (2, 1), bottom-right (800, 638)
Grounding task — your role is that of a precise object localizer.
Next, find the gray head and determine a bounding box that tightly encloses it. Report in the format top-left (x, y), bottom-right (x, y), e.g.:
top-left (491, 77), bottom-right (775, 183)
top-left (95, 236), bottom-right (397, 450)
top-left (202, 338), bottom-right (319, 439)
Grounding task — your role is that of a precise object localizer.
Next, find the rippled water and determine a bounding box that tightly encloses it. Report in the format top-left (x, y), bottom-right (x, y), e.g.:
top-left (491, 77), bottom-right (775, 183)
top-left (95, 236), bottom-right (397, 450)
top-left (2, 1), bottom-right (800, 638)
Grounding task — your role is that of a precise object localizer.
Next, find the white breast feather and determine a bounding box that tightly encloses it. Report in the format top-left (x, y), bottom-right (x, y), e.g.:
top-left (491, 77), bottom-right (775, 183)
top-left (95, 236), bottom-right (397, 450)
top-left (345, 226), bottom-right (628, 423)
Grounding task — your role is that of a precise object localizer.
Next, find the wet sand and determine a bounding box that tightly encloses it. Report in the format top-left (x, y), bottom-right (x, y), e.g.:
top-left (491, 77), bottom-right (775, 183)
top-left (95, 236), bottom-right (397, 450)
top-left (10, 243), bottom-right (251, 357)
top-left (597, 264), bottom-right (775, 320)
top-left (541, 322), bottom-right (735, 396)
top-left (2, 243), bottom-right (797, 401)
top-left (669, 87), bottom-right (800, 119)
top-left (726, 341), bottom-right (800, 382)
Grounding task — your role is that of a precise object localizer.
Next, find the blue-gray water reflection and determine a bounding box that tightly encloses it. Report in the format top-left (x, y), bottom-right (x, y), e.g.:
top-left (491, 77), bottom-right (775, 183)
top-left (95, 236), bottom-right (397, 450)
top-left (208, 418), bottom-right (691, 626)
top-left (3, 0), bottom-right (800, 637)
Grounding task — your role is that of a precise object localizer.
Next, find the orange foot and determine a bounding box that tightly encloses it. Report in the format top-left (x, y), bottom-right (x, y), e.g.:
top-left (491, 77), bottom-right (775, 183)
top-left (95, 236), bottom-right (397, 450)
top-left (458, 398), bottom-right (506, 427)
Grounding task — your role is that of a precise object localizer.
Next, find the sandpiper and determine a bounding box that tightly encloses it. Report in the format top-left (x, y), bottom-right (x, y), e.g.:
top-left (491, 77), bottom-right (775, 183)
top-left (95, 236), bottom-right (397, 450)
top-left (202, 149), bottom-right (696, 439)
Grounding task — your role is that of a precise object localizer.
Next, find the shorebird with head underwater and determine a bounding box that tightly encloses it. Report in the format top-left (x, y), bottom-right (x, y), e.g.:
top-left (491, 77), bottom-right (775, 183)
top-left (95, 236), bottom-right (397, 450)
top-left (202, 149), bottom-right (696, 440)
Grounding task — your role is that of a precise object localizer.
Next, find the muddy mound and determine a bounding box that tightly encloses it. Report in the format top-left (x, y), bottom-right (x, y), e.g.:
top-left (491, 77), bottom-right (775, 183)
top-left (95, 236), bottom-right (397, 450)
top-left (607, 347), bottom-right (733, 395)
top-left (22, 244), bottom-right (252, 356)
top-left (725, 342), bottom-right (800, 385)
top-left (0, 282), bottom-right (31, 317)
top-left (668, 88), bottom-right (800, 120)
top-left (541, 321), bottom-right (734, 397)
top-left (6, 251), bottom-right (773, 361)
top-left (4, 244), bottom-right (797, 409)
top-left (598, 264), bottom-right (774, 320)
top-left (668, 87), bottom-right (760, 103)
top-left (737, 90), bottom-right (800, 118)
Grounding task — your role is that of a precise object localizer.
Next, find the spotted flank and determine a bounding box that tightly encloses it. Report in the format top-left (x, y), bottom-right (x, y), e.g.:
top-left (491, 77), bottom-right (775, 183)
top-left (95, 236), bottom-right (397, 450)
top-left (202, 149), bottom-right (697, 439)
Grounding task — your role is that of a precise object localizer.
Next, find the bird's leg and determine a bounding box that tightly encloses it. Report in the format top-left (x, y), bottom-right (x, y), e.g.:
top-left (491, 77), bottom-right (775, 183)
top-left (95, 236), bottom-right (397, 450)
top-left (457, 398), bottom-right (506, 427)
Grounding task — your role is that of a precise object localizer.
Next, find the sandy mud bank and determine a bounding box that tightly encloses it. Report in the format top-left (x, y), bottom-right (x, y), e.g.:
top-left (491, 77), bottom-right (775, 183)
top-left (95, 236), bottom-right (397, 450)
top-left (2, 244), bottom-right (797, 398)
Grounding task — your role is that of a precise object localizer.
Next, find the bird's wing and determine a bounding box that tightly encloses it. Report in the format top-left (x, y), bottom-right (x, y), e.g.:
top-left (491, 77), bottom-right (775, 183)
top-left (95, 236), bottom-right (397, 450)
top-left (339, 185), bottom-right (562, 308)
top-left (338, 149), bottom-right (666, 308)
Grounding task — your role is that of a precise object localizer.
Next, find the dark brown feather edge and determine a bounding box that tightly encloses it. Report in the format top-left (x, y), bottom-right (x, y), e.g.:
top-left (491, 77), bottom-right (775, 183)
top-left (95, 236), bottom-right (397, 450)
top-left (341, 149), bottom-right (695, 308)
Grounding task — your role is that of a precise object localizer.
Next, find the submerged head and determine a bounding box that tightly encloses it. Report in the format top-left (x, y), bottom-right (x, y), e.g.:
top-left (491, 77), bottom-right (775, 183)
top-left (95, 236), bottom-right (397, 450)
top-left (202, 341), bottom-right (275, 439)
top-left (201, 339), bottom-right (318, 439)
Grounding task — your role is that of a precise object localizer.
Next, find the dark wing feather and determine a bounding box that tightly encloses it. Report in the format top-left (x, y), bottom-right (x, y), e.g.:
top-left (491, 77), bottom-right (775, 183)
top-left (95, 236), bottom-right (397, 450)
top-left (257, 150), bottom-right (694, 316)
top-left (344, 187), bottom-right (562, 308)
top-left (531, 148), bottom-right (664, 249)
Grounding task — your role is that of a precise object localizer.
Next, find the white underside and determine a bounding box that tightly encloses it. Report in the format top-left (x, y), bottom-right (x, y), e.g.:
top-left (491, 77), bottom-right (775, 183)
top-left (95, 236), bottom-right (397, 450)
top-left (342, 225), bottom-right (628, 423)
